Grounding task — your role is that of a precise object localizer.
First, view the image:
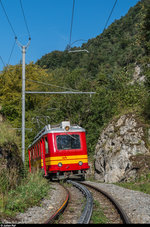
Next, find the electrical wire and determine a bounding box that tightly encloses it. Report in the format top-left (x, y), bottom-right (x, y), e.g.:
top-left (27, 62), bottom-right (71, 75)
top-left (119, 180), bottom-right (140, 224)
top-left (26, 79), bottom-right (81, 92)
top-left (19, 0), bottom-right (31, 39)
top-left (69, 0), bottom-right (75, 48)
top-left (103, 0), bottom-right (118, 33)
top-left (7, 38), bottom-right (17, 65)
top-left (71, 39), bottom-right (87, 46)
top-left (67, 0), bottom-right (118, 51)
top-left (0, 0), bottom-right (31, 72)
top-left (0, 56), bottom-right (5, 68)
top-left (66, 0), bottom-right (89, 53)
top-left (0, 0), bottom-right (17, 69)
top-left (0, 0), bottom-right (17, 39)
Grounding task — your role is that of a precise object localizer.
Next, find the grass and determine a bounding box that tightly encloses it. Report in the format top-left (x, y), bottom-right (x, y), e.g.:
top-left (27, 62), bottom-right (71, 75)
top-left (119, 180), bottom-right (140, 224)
top-left (0, 171), bottom-right (50, 219)
top-left (0, 122), bottom-right (51, 222)
top-left (115, 181), bottom-right (150, 195)
top-left (115, 173), bottom-right (150, 195)
top-left (91, 200), bottom-right (109, 224)
top-left (0, 122), bottom-right (20, 148)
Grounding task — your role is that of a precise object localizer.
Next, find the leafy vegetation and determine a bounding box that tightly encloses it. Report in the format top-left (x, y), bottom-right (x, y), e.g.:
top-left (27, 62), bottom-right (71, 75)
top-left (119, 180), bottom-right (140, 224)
top-left (0, 0), bottom-right (149, 162)
top-left (0, 121), bottom-right (20, 147)
top-left (0, 171), bottom-right (50, 218)
top-left (91, 200), bottom-right (109, 224)
top-left (37, 0), bottom-right (148, 76)
top-left (115, 173), bottom-right (150, 195)
top-left (0, 122), bottom-right (23, 196)
top-left (0, 122), bottom-right (50, 220)
top-left (0, 0), bottom-right (150, 221)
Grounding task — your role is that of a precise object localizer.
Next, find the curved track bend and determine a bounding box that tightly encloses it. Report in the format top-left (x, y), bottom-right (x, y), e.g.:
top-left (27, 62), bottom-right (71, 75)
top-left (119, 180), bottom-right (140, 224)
top-left (44, 180), bottom-right (93, 224)
top-left (44, 180), bottom-right (131, 224)
top-left (80, 181), bottom-right (131, 224)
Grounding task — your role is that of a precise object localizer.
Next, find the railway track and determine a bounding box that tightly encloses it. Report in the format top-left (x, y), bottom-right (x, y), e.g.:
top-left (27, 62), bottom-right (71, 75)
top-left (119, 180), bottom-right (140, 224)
top-left (67, 180), bottom-right (93, 224)
top-left (80, 181), bottom-right (131, 224)
top-left (1, 180), bottom-right (132, 224)
top-left (44, 180), bottom-right (131, 224)
top-left (44, 183), bottom-right (70, 224)
top-left (44, 180), bottom-right (93, 224)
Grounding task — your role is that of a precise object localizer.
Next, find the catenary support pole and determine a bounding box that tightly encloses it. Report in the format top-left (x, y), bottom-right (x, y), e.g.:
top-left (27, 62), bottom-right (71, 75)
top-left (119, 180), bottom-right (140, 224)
top-left (22, 46), bottom-right (26, 164)
top-left (16, 38), bottom-right (31, 165)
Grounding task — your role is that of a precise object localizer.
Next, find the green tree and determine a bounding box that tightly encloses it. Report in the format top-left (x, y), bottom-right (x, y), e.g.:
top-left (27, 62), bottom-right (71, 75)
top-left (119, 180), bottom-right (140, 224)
top-left (0, 63), bottom-right (49, 127)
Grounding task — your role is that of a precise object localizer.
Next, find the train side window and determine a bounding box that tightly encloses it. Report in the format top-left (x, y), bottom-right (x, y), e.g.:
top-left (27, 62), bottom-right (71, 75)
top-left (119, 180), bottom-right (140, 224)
top-left (32, 149), bottom-right (34, 159)
top-left (34, 145), bottom-right (37, 158)
top-left (32, 148), bottom-right (34, 159)
top-left (40, 140), bottom-right (43, 157)
top-left (45, 137), bottom-right (49, 154)
top-left (38, 143), bottom-right (40, 156)
top-left (36, 144), bottom-right (39, 157)
top-left (30, 149), bottom-right (32, 159)
top-left (34, 146), bottom-right (36, 158)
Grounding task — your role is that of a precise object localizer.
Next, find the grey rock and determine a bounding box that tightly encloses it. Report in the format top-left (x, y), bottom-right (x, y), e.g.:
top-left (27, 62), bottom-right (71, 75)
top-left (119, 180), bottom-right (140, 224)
top-left (94, 114), bottom-right (150, 183)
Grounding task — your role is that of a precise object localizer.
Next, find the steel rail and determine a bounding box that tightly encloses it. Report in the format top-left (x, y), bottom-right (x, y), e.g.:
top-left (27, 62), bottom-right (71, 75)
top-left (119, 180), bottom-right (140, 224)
top-left (67, 180), bottom-right (93, 224)
top-left (44, 184), bottom-right (70, 224)
top-left (80, 182), bottom-right (131, 224)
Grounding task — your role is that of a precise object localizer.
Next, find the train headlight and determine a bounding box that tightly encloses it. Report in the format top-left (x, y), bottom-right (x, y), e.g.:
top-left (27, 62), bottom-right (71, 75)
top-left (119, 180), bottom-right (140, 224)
top-left (58, 162), bottom-right (62, 167)
top-left (65, 126), bottom-right (70, 131)
top-left (78, 161), bottom-right (83, 166)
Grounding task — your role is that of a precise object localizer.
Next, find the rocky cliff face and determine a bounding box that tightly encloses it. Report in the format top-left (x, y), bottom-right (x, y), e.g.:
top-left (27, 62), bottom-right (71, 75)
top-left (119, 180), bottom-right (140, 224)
top-left (0, 142), bottom-right (23, 188)
top-left (94, 114), bottom-right (150, 183)
top-left (0, 105), bottom-right (4, 122)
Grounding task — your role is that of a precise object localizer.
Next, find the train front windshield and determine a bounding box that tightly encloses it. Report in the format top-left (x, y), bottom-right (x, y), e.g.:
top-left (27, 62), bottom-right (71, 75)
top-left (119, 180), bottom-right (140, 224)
top-left (56, 134), bottom-right (81, 150)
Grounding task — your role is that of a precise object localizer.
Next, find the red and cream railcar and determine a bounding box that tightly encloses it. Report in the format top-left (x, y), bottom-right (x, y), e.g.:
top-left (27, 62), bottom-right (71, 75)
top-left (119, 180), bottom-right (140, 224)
top-left (28, 121), bottom-right (90, 180)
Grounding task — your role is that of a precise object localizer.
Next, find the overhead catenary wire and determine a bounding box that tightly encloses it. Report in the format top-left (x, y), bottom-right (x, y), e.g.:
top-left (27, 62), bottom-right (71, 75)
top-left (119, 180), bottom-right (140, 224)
top-left (0, 0), bottom-right (30, 71)
top-left (69, 0), bottom-right (75, 48)
top-left (71, 39), bottom-right (88, 46)
top-left (0, 56), bottom-right (5, 68)
top-left (0, 0), bottom-right (17, 39)
top-left (7, 38), bottom-right (17, 65)
top-left (26, 79), bottom-right (81, 92)
top-left (0, 0), bottom-right (31, 46)
top-left (19, 0), bottom-right (31, 39)
top-left (67, 0), bottom-right (89, 53)
top-left (67, 0), bottom-right (118, 52)
top-left (0, 38), bottom-right (17, 72)
top-left (103, 0), bottom-right (118, 33)
top-left (0, 39), bottom-right (16, 70)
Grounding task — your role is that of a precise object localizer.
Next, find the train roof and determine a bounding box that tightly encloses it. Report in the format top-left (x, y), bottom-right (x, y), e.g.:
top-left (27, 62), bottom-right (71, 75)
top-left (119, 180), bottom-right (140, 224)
top-left (28, 121), bottom-right (85, 148)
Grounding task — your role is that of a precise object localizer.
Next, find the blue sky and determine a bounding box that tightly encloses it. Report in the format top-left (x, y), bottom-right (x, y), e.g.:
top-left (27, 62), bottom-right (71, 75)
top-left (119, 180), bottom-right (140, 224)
top-left (0, 0), bottom-right (140, 71)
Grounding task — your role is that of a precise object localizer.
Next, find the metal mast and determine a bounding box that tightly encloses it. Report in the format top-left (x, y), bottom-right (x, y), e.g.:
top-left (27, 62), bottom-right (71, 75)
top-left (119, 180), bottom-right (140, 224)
top-left (22, 45), bottom-right (26, 164)
top-left (16, 39), bottom-right (31, 164)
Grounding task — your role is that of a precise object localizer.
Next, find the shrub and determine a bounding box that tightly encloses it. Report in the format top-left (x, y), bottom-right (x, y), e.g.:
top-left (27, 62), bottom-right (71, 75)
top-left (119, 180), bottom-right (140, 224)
top-left (1, 171), bottom-right (50, 216)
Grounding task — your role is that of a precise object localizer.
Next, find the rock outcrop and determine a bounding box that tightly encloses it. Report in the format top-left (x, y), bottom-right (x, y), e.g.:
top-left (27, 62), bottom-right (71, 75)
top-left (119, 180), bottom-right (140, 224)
top-left (0, 105), bottom-right (4, 122)
top-left (130, 65), bottom-right (145, 84)
top-left (94, 114), bottom-right (150, 183)
top-left (0, 142), bottom-right (23, 187)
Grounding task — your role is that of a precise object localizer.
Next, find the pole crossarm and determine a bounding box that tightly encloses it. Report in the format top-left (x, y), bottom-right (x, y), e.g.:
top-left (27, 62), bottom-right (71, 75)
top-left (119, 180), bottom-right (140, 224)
top-left (25, 91), bottom-right (96, 94)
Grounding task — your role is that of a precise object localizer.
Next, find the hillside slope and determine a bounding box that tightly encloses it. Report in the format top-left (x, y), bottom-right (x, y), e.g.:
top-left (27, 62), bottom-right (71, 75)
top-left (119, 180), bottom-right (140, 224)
top-left (34, 0), bottom-right (150, 154)
top-left (36, 0), bottom-right (148, 77)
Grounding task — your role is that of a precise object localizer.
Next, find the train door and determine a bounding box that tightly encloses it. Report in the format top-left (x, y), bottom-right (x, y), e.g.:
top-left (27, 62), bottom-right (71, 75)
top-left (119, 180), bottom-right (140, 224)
top-left (44, 136), bottom-right (49, 156)
top-left (40, 138), bottom-right (47, 176)
top-left (44, 136), bottom-right (50, 173)
top-left (28, 148), bottom-right (31, 172)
